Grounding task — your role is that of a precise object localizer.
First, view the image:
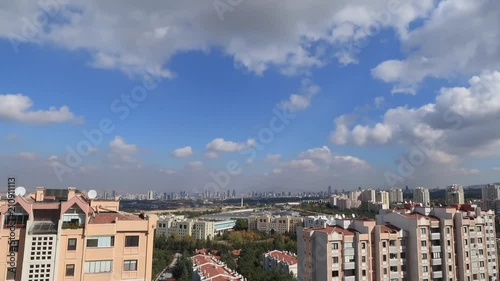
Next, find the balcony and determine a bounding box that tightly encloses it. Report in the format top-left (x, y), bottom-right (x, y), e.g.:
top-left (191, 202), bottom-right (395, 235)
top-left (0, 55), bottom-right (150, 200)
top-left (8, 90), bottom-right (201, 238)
top-left (29, 221), bottom-right (58, 234)
top-left (343, 262), bottom-right (355, 270)
top-left (431, 258), bottom-right (442, 265)
top-left (431, 233), bottom-right (441, 240)
top-left (431, 246), bottom-right (442, 252)
top-left (62, 222), bottom-right (84, 229)
top-left (432, 271), bottom-right (443, 279)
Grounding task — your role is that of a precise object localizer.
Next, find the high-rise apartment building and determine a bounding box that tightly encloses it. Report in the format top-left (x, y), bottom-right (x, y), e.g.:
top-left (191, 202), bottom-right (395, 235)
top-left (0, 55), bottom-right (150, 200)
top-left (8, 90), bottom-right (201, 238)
top-left (298, 204), bottom-right (497, 281)
top-left (375, 191), bottom-right (390, 209)
top-left (481, 184), bottom-right (500, 215)
top-left (413, 187), bottom-right (430, 205)
top-left (389, 188), bottom-right (404, 204)
top-left (0, 187), bottom-right (157, 281)
top-left (446, 184), bottom-right (465, 205)
top-left (361, 189), bottom-right (376, 202)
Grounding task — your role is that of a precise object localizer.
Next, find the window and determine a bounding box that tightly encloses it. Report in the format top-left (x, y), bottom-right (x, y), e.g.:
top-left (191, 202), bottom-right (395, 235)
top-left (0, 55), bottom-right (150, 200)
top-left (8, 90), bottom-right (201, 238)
top-left (125, 236), bottom-right (139, 247)
top-left (390, 266), bottom-right (398, 272)
top-left (420, 228), bottom-right (426, 234)
top-left (361, 242), bottom-right (366, 249)
top-left (344, 255), bottom-right (355, 263)
top-left (390, 253), bottom-right (398, 260)
top-left (86, 236), bottom-right (115, 248)
top-left (421, 241), bottom-right (427, 247)
top-left (332, 271), bottom-right (339, 277)
top-left (84, 260), bottom-right (113, 273)
top-left (477, 226), bottom-right (482, 232)
top-left (432, 252), bottom-right (441, 259)
top-left (382, 241), bottom-right (386, 248)
top-left (68, 238), bottom-right (77, 251)
top-left (333, 257), bottom-right (338, 263)
top-left (362, 256), bottom-right (366, 263)
top-left (66, 264), bottom-right (75, 277)
top-left (124, 260), bottom-right (137, 271)
top-left (6, 268), bottom-right (16, 280)
top-left (389, 240), bottom-right (396, 246)
top-left (422, 253), bottom-right (428, 260)
top-left (362, 270), bottom-right (366, 276)
top-left (344, 242), bottom-right (353, 248)
top-left (332, 243), bottom-right (339, 250)
top-left (423, 266), bottom-right (428, 272)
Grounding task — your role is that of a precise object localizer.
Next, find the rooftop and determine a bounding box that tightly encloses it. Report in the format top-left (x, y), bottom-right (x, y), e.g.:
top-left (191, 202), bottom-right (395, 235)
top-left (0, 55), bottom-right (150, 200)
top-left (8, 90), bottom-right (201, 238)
top-left (88, 212), bottom-right (145, 224)
top-left (265, 250), bottom-right (297, 265)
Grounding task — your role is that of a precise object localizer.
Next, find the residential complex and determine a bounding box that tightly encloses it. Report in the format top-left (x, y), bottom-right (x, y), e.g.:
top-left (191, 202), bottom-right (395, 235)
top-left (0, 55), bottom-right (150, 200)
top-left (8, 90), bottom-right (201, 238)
top-left (156, 214), bottom-right (235, 240)
top-left (304, 215), bottom-right (336, 228)
top-left (446, 184), bottom-right (465, 205)
top-left (413, 187), bottom-right (431, 206)
top-left (389, 188), bottom-right (404, 204)
top-left (263, 250), bottom-right (298, 277)
top-left (0, 187), bottom-right (157, 281)
top-left (298, 204), bottom-right (497, 281)
top-left (192, 253), bottom-right (245, 280)
top-left (480, 184), bottom-right (500, 215)
top-left (248, 212), bottom-right (304, 234)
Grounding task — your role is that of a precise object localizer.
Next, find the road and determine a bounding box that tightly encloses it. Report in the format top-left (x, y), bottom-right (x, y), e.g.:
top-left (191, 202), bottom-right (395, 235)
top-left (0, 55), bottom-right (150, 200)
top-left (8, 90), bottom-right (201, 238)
top-left (154, 253), bottom-right (181, 281)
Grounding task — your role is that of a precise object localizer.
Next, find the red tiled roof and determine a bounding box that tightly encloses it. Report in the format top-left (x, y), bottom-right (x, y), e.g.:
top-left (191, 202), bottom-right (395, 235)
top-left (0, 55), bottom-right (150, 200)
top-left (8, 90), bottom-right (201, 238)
top-left (232, 249), bottom-right (241, 256)
top-left (266, 250), bottom-right (297, 265)
top-left (305, 225), bottom-right (355, 235)
top-left (192, 254), bottom-right (242, 280)
top-left (88, 212), bottom-right (144, 224)
top-left (380, 224), bottom-right (401, 233)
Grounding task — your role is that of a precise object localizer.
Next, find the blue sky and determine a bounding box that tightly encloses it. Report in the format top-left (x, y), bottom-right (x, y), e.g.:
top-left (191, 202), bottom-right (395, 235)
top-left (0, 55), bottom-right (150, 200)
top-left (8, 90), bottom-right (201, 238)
top-left (1, 0), bottom-right (499, 193)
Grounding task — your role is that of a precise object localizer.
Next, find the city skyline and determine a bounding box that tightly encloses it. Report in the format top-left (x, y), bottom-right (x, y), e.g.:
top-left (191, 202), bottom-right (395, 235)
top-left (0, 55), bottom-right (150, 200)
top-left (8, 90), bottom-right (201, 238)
top-left (1, 1), bottom-right (500, 193)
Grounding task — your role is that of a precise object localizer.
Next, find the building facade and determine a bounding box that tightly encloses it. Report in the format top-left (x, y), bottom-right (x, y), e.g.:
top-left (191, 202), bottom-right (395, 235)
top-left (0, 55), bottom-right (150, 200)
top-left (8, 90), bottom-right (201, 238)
top-left (156, 215), bottom-right (235, 240)
top-left (0, 187), bottom-right (157, 281)
top-left (192, 254), bottom-right (245, 280)
top-left (263, 250), bottom-right (298, 277)
top-left (446, 184), bottom-right (465, 205)
top-left (248, 213), bottom-right (303, 234)
top-left (389, 188), bottom-right (404, 204)
top-left (413, 187), bottom-right (431, 206)
top-left (298, 204), bottom-right (497, 281)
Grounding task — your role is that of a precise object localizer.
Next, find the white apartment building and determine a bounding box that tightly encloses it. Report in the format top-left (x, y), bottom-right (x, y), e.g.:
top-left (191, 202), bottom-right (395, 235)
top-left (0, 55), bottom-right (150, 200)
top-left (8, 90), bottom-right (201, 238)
top-left (304, 215), bottom-right (336, 228)
top-left (389, 188), bottom-right (404, 204)
top-left (156, 215), bottom-right (234, 240)
top-left (248, 214), bottom-right (303, 234)
top-left (446, 184), bottom-right (465, 205)
top-left (263, 250), bottom-right (298, 277)
top-left (192, 254), bottom-right (245, 280)
top-left (298, 204), bottom-right (498, 281)
top-left (375, 191), bottom-right (390, 209)
top-left (413, 187), bottom-right (431, 206)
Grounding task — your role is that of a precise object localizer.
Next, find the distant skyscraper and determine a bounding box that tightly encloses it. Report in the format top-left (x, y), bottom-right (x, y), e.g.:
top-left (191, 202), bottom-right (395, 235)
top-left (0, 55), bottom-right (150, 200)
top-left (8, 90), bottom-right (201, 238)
top-left (413, 187), bottom-right (430, 205)
top-left (328, 186), bottom-right (332, 196)
top-left (446, 184), bottom-right (465, 205)
top-left (147, 190), bottom-right (155, 200)
top-left (232, 189), bottom-right (236, 198)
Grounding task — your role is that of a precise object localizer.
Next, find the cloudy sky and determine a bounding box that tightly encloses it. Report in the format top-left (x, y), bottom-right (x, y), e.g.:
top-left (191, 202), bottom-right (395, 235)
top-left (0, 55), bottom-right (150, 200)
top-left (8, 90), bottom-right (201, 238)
top-left (1, 0), bottom-right (499, 194)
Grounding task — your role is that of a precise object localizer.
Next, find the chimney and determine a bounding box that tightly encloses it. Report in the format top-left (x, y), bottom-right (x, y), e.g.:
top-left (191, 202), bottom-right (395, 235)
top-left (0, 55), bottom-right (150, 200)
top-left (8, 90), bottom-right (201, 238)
top-left (67, 187), bottom-right (76, 200)
top-left (35, 187), bottom-right (45, 202)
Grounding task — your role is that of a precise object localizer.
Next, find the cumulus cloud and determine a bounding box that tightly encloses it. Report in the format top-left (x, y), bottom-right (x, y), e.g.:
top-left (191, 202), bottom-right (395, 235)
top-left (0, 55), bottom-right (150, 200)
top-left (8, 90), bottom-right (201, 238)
top-left (277, 145), bottom-right (370, 174)
top-left (372, 0), bottom-right (500, 92)
top-left (205, 138), bottom-right (255, 158)
top-left (1, 1), bottom-right (436, 78)
top-left (171, 146), bottom-right (193, 158)
top-left (278, 79), bottom-right (320, 112)
top-left (0, 94), bottom-right (82, 124)
top-left (107, 136), bottom-right (138, 163)
top-left (332, 71), bottom-right (500, 157)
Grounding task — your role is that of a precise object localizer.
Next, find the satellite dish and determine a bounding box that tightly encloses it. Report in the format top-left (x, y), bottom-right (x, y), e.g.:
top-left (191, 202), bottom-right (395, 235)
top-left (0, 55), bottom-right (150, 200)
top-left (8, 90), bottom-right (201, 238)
top-left (342, 214), bottom-right (346, 219)
top-left (352, 214), bottom-right (356, 218)
top-left (88, 190), bottom-right (97, 199)
top-left (15, 186), bottom-right (26, 196)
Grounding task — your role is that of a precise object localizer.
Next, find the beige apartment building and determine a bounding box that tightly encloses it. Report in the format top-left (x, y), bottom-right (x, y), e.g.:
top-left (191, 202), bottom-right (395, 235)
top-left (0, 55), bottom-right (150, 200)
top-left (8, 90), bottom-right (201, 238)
top-left (156, 214), bottom-right (235, 240)
top-left (298, 204), bottom-right (498, 281)
top-left (0, 187), bottom-right (157, 281)
top-left (248, 213), bottom-right (303, 234)
top-left (263, 250), bottom-right (298, 277)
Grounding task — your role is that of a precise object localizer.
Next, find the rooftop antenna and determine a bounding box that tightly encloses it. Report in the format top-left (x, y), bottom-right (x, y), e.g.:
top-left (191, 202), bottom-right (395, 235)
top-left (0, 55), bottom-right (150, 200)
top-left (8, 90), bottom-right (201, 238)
top-left (87, 190), bottom-right (97, 199)
top-left (15, 186), bottom-right (26, 197)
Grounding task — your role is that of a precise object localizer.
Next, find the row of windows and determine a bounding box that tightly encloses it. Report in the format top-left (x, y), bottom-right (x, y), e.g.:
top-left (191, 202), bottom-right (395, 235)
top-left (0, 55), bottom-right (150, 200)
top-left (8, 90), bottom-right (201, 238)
top-left (67, 235), bottom-right (139, 250)
top-left (66, 260), bottom-right (138, 276)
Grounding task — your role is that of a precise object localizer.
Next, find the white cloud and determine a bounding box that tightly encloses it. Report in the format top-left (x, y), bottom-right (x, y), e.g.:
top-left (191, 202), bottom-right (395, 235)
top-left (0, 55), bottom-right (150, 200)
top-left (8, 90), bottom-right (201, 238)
top-left (171, 146), bottom-right (193, 158)
top-left (107, 136), bottom-right (138, 163)
top-left (278, 79), bottom-right (320, 112)
top-left (299, 146), bottom-right (332, 163)
top-left (0, 94), bottom-right (82, 124)
top-left (18, 152), bottom-right (36, 160)
top-left (0, 1), bottom-right (436, 78)
top-left (372, 0), bottom-right (500, 91)
top-left (205, 138), bottom-right (255, 158)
